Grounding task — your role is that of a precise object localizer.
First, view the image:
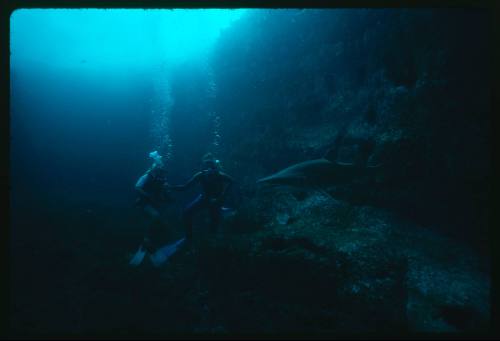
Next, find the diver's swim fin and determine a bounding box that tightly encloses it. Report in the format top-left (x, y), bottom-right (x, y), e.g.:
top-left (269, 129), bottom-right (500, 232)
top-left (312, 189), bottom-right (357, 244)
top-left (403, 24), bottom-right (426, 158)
top-left (150, 238), bottom-right (186, 267)
top-left (129, 245), bottom-right (147, 266)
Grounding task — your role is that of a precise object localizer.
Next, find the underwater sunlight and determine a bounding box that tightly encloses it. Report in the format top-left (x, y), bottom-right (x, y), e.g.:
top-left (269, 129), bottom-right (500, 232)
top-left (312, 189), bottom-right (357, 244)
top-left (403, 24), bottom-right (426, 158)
top-left (10, 8), bottom-right (246, 70)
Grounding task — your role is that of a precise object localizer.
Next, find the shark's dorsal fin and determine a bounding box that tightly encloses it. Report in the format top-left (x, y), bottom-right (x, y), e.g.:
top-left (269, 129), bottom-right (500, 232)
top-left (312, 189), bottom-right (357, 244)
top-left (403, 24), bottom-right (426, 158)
top-left (355, 140), bottom-right (376, 167)
top-left (323, 148), bottom-right (337, 163)
top-left (323, 126), bottom-right (348, 162)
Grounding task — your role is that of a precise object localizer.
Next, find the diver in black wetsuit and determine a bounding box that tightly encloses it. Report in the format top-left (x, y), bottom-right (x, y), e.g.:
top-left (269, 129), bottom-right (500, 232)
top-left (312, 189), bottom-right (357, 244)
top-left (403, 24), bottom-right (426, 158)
top-left (134, 151), bottom-right (171, 253)
top-left (168, 153), bottom-right (233, 242)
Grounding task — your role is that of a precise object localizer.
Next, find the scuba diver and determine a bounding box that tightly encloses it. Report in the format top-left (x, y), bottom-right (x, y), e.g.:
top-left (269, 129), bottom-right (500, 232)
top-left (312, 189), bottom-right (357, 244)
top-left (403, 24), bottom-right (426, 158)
top-left (168, 153), bottom-right (234, 243)
top-left (130, 151), bottom-right (175, 266)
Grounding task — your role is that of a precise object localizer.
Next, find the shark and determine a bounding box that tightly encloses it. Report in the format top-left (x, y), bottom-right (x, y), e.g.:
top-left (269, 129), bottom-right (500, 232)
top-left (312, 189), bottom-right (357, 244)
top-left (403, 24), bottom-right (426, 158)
top-left (257, 159), bottom-right (381, 188)
top-left (257, 133), bottom-right (382, 189)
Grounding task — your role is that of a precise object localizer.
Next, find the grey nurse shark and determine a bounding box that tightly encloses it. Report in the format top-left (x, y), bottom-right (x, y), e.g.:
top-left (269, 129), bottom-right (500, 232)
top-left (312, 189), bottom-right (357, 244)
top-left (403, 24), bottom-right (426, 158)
top-left (257, 137), bottom-right (382, 189)
top-left (257, 158), bottom-right (381, 188)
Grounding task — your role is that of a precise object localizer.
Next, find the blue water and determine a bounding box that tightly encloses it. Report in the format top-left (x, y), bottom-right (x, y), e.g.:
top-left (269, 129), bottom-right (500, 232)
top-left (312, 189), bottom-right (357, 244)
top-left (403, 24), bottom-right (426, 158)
top-left (10, 9), bottom-right (245, 209)
top-left (10, 10), bottom-right (251, 336)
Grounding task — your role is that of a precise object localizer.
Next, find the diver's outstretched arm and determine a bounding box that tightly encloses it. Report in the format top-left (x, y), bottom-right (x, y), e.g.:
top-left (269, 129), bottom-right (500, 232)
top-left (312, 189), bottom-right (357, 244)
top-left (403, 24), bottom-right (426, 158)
top-left (166, 172), bottom-right (202, 191)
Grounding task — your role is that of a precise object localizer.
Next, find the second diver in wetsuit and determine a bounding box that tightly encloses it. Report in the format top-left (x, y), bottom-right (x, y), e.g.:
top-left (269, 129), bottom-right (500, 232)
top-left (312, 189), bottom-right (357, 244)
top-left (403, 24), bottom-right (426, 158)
top-left (168, 153), bottom-right (234, 242)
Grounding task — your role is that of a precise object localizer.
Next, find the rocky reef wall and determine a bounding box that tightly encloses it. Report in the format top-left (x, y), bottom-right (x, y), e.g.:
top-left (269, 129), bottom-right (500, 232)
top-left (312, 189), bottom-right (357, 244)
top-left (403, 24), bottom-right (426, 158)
top-left (210, 9), bottom-right (490, 248)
